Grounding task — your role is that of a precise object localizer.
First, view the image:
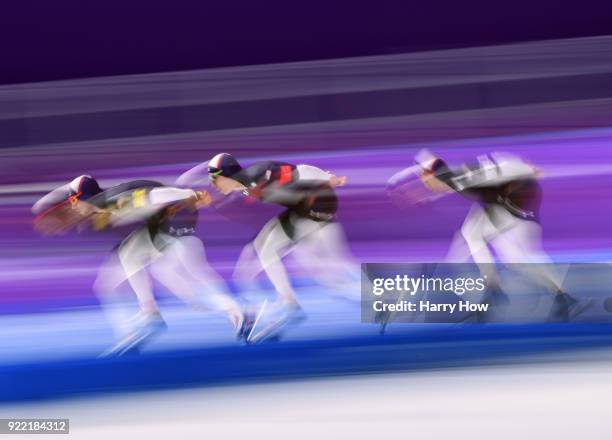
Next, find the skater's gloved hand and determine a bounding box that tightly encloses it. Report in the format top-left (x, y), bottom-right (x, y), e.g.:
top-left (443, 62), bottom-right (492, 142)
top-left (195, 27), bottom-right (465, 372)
top-left (329, 175), bottom-right (347, 187)
top-left (193, 190), bottom-right (213, 208)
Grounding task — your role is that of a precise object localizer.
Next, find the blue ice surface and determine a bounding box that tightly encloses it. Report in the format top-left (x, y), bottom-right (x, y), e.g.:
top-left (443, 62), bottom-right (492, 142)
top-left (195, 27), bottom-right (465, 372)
top-left (2, 282), bottom-right (612, 403)
top-left (2, 321), bottom-right (612, 403)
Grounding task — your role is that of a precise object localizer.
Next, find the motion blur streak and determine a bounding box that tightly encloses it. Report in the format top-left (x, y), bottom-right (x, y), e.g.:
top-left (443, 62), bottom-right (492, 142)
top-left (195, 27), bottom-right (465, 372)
top-left (1, 36), bottom-right (612, 404)
top-left (1, 35), bottom-right (612, 121)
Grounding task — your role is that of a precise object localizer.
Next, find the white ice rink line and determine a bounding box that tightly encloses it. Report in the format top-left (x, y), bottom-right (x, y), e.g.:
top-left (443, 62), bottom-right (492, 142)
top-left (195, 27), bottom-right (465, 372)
top-left (3, 354), bottom-right (612, 439)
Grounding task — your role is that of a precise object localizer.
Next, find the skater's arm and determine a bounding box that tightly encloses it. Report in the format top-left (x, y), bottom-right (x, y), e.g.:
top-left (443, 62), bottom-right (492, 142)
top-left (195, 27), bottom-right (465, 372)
top-left (175, 162), bottom-right (211, 188)
top-left (149, 187), bottom-right (211, 207)
top-left (386, 165), bottom-right (446, 206)
top-left (240, 162), bottom-right (342, 206)
top-left (451, 154), bottom-right (537, 191)
top-left (296, 164), bottom-right (347, 187)
top-left (31, 183), bottom-right (72, 215)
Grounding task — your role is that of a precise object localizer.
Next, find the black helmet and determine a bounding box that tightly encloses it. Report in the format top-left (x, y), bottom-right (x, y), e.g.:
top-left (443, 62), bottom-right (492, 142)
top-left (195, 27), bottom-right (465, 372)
top-left (207, 153), bottom-right (242, 179)
top-left (68, 175), bottom-right (102, 202)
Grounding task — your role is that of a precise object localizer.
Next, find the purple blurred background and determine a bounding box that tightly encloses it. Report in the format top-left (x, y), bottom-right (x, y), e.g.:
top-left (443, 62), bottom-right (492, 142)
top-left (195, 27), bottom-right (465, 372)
top-left (2, 8), bottom-right (612, 423)
top-left (1, 37), bottom-right (612, 315)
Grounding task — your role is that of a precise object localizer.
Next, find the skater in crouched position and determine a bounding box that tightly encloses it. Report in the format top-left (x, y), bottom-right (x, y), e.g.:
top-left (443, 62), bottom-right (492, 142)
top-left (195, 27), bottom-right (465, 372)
top-left (33, 175), bottom-right (246, 355)
top-left (204, 153), bottom-right (356, 341)
top-left (388, 150), bottom-right (590, 322)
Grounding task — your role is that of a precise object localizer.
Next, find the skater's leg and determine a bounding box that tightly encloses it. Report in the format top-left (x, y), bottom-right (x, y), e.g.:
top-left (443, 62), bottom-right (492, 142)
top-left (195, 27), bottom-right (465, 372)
top-left (292, 221), bottom-right (362, 299)
top-left (489, 208), bottom-right (587, 321)
top-left (253, 217), bottom-right (298, 306)
top-left (149, 250), bottom-right (202, 306)
top-left (98, 230), bottom-right (166, 357)
top-left (491, 211), bottom-right (565, 293)
top-left (93, 250), bottom-right (140, 338)
top-left (461, 204), bottom-right (497, 265)
top-left (164, 235), bottom-right (243, 328)
top-left (117, 228), bottom-right (163, 316)
top-left (233, 241), bottom-right (263, 283)
top-left (445, 230), bottom-right (473, 262)
top-left (460, 204), bottom-right (501, 286)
